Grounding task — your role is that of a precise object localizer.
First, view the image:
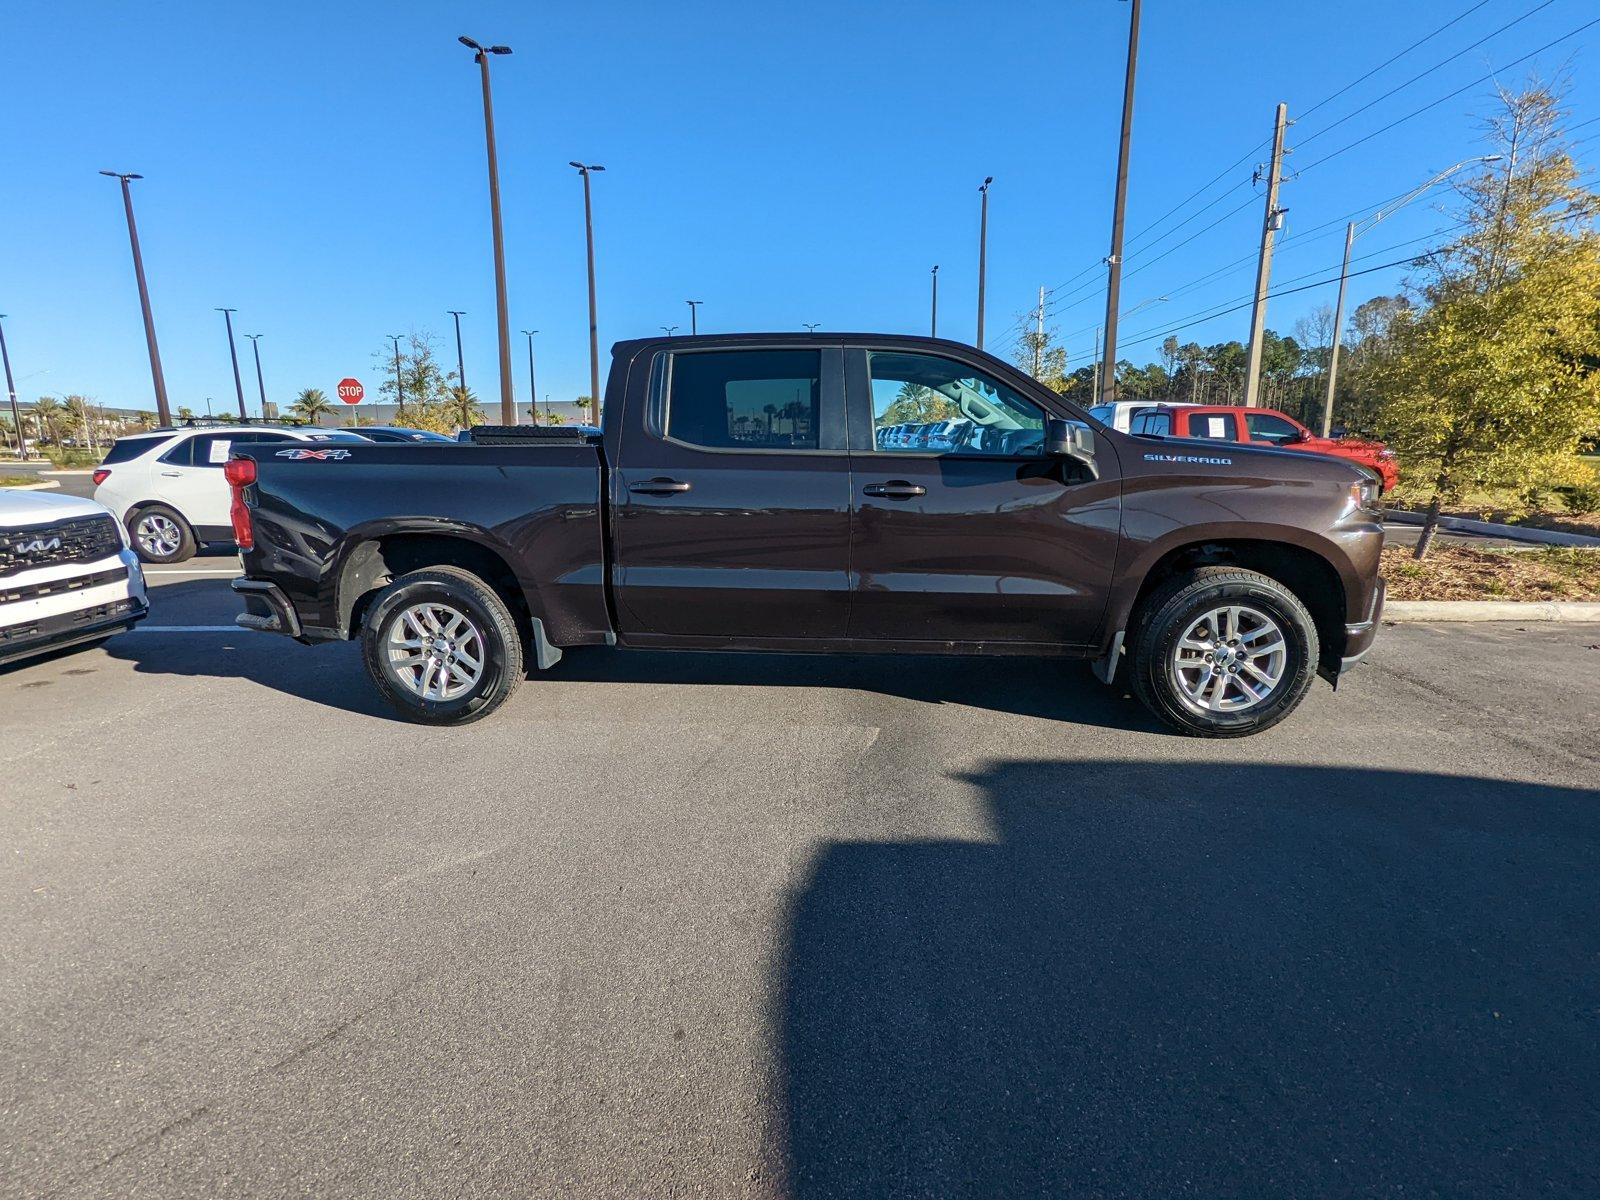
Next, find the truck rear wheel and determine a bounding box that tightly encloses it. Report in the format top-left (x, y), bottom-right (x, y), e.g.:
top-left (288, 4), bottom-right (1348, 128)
top-left (361, 566), bottom-right (524, 725)
top-left (1126, 566), bottom-right (1318, 738)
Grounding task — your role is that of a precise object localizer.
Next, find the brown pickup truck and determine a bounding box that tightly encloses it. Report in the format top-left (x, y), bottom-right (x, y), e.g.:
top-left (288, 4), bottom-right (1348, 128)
top-left (228, 333), bottom-right (1384, 737)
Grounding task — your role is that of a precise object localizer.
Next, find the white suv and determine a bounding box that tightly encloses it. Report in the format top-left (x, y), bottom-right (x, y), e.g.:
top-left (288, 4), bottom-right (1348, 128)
top-left (94, 424), bottom-right (367, 563)
top-left (1, 487), bottom-right (148, 667)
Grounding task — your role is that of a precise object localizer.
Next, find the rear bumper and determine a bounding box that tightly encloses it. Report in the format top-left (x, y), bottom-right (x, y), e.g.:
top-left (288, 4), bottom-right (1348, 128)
top-left (0, 597), bottom-right (147, 667)
top-left (1338, 577), bottom-right (1385, 674)
top-left (231, 577), bottom-right (303, 638)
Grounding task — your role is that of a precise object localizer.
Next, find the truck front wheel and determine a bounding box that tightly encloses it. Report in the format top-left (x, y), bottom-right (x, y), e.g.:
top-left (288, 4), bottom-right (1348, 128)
top-left (1126, 566), bottom-right (1319, 738)
top-left (361, 566), bottom-right (524, 725)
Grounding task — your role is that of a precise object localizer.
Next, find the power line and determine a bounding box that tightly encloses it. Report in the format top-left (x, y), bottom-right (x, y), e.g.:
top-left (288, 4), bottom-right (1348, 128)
top-left (1080, 248), bottom-right (1456, 359)
top-left (1297, 0), bottom-right (1497, 122)
top-left (1296, 0), bottom-right (1556, 147)
top-left (1298, 15), bottom-right (1600, 176)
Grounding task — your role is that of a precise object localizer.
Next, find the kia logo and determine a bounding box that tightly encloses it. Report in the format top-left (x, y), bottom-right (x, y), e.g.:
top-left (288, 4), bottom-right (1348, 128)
top-left (11, 537), bottom-right (63, 554)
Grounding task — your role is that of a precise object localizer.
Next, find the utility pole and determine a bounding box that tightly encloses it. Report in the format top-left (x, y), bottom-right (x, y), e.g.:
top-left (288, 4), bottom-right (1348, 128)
top-left (216, 308), bottom-right (246, 418)
top-left (1319, 154), bottom-right (1501, 435)
top-left (447, 310), bottom-right (468, 394)
top-left (1092, 327), bottom-right (1102, 401)
top-left (388, 334), bottom-right (406, 416)
top-left (0, 316), bottom-right (26, 460)
top-left (976, 177), bottom-right (992, 349)
top-left (521, 329), bottom-right (538, 420)
top-left (244, 333), bottom-right (267, 414)
top-left (99, 171), bottom-right (171, 427)
top-left (1243, 102), bottom-right (1289, 408)
top-left (1099, 0), bottom-right (1141, 405)
top-left (459, 36), bottom-right (517, 425)
top-left (686, 299), bottom-right (702, 335)
top-left (1032, 286), bottom-right (1045, 378)
top-left (930, 265), bottom-right (939, 337)
top-left (570, 162), bottom-right (605, 425)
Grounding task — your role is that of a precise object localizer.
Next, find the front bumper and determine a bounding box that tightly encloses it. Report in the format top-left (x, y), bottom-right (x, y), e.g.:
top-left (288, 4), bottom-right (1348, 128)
top-left (231, 577), bottom-right (303, 638)
top-left (0, 597), bottom-right (147, 667)
top-left (1338, 577), bottom-right (1385, 675)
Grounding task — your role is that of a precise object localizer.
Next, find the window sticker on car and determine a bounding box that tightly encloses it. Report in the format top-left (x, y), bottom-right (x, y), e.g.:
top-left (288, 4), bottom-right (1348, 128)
top-left (1206, 416), bottom-right (1228, 438)
top-left (207, 439), bottom-right (232, 464)
top-left (275, 447), bottom-right (352, 461)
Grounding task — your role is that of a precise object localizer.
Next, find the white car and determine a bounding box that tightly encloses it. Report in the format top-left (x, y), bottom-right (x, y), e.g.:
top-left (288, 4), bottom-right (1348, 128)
top-left (93, 424), bottom-right (367, 563)
top-left (1, 487), bottom-right (148, 667)
top-left (1087, 400), bottom-right (1178, 433)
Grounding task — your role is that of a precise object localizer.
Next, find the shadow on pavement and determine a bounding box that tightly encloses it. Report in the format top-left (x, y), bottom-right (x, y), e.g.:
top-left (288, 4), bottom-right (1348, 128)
top-left (779, 761), bottom-right (1600, 1198)
top-left (106, 579), bottom-right (1165, 732)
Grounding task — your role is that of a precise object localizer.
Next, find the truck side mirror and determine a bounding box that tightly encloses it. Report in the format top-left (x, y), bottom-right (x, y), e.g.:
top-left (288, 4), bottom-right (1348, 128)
top-left (1046, 418), bottom-right (1099, 479)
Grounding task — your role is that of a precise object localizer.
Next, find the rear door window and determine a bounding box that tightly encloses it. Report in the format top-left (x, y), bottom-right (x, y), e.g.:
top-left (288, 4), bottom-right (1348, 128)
top-left (1188, 413), bottom-right (1237, 441)
top-left (667, 349), bottom-right (821, 450)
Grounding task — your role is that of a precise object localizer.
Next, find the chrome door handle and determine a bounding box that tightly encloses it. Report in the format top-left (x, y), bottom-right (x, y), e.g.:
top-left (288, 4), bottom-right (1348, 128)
top-left (629, 478), bottom-right (692, 495)
top-left (863, 481), bottom-right (927, 498)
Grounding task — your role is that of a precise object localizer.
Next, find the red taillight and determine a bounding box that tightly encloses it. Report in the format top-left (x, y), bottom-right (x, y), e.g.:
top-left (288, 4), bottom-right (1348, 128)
top-left (92, 468), bottom-right (111, 486)
top-left (225, 457), bottom-right (257, 550)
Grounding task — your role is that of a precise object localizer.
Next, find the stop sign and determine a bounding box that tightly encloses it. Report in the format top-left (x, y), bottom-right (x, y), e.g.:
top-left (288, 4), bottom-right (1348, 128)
top-left (337, 378), bottom-right (365, 405)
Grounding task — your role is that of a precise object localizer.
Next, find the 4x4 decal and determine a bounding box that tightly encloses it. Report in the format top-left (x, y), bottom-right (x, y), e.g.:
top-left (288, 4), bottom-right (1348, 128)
top-left (275, 448), bottom-right (352, 461)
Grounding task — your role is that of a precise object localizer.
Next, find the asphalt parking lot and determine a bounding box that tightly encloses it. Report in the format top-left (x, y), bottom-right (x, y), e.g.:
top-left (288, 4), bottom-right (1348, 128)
top-left (4, 560), bottom-right (1599, 1198)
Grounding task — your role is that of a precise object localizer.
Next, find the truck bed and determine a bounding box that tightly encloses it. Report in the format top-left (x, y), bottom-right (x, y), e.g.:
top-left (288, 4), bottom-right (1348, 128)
top-left (238, 438), bottom-right (609, 644)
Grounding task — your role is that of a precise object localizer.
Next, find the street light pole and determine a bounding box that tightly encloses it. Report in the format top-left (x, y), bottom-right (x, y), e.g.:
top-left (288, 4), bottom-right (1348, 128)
top-left (99, 172), bottom-right (171, 427)
top-left (388, 334), bottom-right (406, 416)
top-left (0, 315), bottom-right (26, 460)
top-left (976, 176), bottom-right (992, 350)
top-left (244, 333), bottom-right (268, 415)
top-left (686, 299), bottom-right (702, 335)
top-left (1098, 0), bottom-right (1141, 405)
top-left (661, 325), bottom-right (678, 337)
top-left (570, 162), bottom-right (605, 425)
top-left (802, 323), bottom-right (820, 334)
top-left (520, 329), bottom-right (538, 421)
top-left (930, 265), bottom-right (939, 337)
top-left (216, 308), bottom-right (246, 418)
top-left (459, 36), bottom-right (517, 425)
top-left (447, 310), bottom-right (468, 395)
top-left (1320, 154), bottom-right (1502, 435)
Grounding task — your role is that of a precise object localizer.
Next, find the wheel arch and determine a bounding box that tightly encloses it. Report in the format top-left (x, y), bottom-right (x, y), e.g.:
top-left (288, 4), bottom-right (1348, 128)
top-left (1118, 536), bottom-right (1349, 676)
top-left (333, 527), bottom-right (532, 645)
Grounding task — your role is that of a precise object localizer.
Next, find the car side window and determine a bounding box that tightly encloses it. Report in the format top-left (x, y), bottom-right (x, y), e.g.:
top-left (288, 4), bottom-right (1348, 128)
top-left (1246, 412), bottom-right (1302, 445)
top-left (667, 349), bottom-right (820, 450)
top-left (159, 436), bottom-right (198, 467)
top-left (867, 351), bottom-right (1044, 456)
top-left (1186, 414), bottom-right (1236, 441)
top-left (1131, 410), bottom-right (1170, 436)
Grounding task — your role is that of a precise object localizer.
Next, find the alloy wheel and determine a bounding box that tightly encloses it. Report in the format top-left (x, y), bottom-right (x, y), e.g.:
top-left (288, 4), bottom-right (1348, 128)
top-left (1169, 604), bottom-right (1288, 714)
top-left (385, 602), bottom-right (486, 701)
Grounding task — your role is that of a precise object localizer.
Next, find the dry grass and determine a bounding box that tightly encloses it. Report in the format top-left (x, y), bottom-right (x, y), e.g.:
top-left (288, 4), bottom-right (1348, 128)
top-left (1383, 545), bottom-right (1600, 602)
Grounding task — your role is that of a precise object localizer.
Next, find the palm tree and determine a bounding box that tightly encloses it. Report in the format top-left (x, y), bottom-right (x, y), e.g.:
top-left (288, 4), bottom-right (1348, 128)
top-left (292, 388), bottom-right (333, 426)
top-left (444, 385), bottom-right (483, 431)
top-left (31, 395), bottom-right (63, 445)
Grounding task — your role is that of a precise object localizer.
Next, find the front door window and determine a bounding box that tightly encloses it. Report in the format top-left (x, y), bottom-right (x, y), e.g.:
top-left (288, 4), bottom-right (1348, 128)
top-left (867, 352), bottom-right (1044, 456)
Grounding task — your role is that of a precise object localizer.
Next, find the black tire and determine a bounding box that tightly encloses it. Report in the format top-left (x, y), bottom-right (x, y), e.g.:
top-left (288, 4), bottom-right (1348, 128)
top-left (1126, 566), bottom-right (1319, 738)
top-left (127, 504), bottom-right (197, 564)
top-left (361, 565), bottom-right (524, 725)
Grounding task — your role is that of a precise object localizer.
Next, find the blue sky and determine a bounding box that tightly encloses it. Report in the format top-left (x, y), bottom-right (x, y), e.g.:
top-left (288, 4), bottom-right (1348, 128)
top-left (4, 0), bottom-right (1597, 416)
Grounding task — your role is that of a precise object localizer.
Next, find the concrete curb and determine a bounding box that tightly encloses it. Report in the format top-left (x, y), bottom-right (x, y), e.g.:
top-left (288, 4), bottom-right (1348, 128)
top-left (1383, 509), bottom-right (1600, 548)
top-left (0, 480), bottom-right (61, 491)
top-left (1386, 600), bottom-right (1600, 622)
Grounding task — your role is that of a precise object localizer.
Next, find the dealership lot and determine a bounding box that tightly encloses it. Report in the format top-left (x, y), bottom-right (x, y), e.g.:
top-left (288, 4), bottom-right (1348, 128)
top-left (4, 565), bottom-right (1599, 1198)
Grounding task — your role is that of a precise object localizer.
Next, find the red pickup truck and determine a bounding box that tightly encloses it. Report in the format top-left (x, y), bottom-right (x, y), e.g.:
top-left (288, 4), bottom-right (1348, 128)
top-left (1128, 405), bottom-right (1399, 491)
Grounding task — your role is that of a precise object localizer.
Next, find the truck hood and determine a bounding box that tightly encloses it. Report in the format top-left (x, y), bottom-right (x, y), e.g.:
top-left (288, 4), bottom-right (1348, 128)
top-left (1133, 434), bottom-right (1369, 483)
top-left (0, 486), bottom-right (118, 528)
